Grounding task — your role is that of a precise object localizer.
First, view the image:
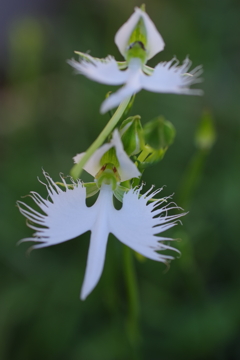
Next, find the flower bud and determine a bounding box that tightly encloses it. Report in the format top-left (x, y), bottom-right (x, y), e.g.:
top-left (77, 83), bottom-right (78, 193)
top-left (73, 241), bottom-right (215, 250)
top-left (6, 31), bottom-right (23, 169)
top-left (195, 111), bottom-right (216, 150)
top-left (119, 116), bottom-right (144, 156)
top-left (143, 116), bottom-right (175, 150)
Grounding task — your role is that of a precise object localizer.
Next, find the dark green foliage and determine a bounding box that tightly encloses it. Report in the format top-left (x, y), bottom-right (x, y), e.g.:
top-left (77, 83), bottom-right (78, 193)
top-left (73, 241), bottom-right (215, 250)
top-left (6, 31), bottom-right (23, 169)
top-left (0, 0), bottom-right (240, 359)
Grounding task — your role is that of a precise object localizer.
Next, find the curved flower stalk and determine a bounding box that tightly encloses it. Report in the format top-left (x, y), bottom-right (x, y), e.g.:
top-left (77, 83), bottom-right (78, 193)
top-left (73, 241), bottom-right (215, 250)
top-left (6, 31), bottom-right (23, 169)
top-left (68, 7), bottom-right (203, 113)
top-left (17, 172), bottom-right (184, 300)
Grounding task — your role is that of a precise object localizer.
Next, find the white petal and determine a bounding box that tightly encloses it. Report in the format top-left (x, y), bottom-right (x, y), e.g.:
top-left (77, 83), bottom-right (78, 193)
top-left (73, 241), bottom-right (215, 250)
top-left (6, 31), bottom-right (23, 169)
top-left (111, 130), bottom-right (140, 181)
top-left (17, 171), bottom-right (95, 248)
top-left (73, 143), bottom-right (113, 177)
top-left (140, 9), bottom-right (165, 60)
top-left (80, 185), bottom-right (113, 300)
top-left (115, 7), bottom-right (164, 60)
top-left (68, 55), bottom-right (128, 85)
top-left (100, 58), bottom-right (143, 113)
top-left (115, 8), bottom-right (142, 58)
top-left (142, 57), bottom-right (203, 95)
top-left (110, 186), bottom-right (184, 263)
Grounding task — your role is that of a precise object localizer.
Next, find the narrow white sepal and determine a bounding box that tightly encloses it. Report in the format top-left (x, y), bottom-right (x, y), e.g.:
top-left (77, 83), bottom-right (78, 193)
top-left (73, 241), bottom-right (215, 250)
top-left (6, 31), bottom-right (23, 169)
top-left (139, 9), bottom-right (165, 59)
top-left (111, 130), bottom-right (141, 181)
top-left (68, 55), bottom-right (128, 85)
top-left (115, 7), bottom-right (164, 60)
top-left (73, 143), bottom-right (113, 177)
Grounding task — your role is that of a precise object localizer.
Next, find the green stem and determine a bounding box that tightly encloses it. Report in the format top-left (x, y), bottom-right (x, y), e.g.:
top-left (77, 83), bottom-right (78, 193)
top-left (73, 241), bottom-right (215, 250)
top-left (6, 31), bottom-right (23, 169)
top-left (123, 246), bottom-right (141, 353)
top-left (131, 146), bottom-right (152, 188)
top-left (137, 146), bottom-right (151, 163)
top-left (70, 97), bottom-right (131, 179)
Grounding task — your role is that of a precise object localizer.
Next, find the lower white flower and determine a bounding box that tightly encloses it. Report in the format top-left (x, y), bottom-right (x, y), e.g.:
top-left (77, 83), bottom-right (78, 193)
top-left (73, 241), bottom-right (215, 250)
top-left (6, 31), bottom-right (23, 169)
top-left (18, 171), bottom-right (184, 300)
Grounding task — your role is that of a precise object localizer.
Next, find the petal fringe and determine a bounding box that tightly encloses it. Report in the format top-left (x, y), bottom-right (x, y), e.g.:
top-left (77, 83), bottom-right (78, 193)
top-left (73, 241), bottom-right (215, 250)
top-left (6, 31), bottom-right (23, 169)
top-left (68, 55), bottom-right (128, 85)
top-left (17, 171), bottom-right (95, 248)
top-left (110, 186), bottom-right (185, 263)
top-left (142, 57), bottom-right (203, 95)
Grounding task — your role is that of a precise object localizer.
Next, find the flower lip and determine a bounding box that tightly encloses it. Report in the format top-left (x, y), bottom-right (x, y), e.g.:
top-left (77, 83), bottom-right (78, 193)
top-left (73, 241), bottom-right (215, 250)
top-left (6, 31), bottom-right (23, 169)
top-left (17, 171), bottom-right (185, 300)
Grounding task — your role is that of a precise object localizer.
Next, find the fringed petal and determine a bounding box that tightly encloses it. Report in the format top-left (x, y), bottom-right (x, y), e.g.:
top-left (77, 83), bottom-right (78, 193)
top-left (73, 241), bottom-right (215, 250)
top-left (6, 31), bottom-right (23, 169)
top-left (110, 186), bottom-right (185, 263)
top-left (68, 55), bottom-right (128, 85)
top-left (17, 171), bottom-right (95, 248)
top-left (142, 57), bottom-right (203, 95)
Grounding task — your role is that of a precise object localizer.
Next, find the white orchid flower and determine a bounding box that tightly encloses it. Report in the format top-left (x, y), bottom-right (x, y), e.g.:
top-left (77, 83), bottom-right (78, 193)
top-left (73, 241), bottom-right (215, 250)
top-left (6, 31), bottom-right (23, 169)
top-left (68, 7), bottom-right (203, 113)
top-left (18, 131), bottom-right (184, 300)
top-left (73, 129), bottom-right (140, 182)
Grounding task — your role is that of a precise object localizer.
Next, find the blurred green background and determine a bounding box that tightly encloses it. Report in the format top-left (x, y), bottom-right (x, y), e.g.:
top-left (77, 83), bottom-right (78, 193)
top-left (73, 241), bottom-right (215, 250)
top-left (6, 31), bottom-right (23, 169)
top-left (1, 0), bottom-right (240, 359)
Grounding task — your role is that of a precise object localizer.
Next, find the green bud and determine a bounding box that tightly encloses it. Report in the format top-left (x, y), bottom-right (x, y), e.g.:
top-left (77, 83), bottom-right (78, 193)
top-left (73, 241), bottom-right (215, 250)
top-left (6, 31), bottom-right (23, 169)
top-left (195, 111), bottom-right (216, 150)
top-left (120, 116), bottom-right (144, 156)
top-left (143, 116), bottom-right (176, 150)
top-left (137, 147), bottom-right (166, 171)
top-left (143, 148), bottom-right (166, 164)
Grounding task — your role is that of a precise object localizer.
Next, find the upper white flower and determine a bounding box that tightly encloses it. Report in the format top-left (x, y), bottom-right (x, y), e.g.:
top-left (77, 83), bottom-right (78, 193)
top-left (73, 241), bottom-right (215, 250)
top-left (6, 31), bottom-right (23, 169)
top-left (68, 7), bottom-right (203, 114)
top-left (114, 6), bottom-right (165, 61)
top-left (17, 131), bottom-right (184, 300)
